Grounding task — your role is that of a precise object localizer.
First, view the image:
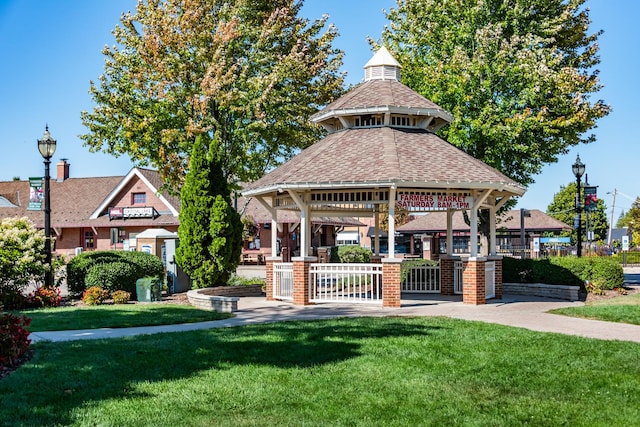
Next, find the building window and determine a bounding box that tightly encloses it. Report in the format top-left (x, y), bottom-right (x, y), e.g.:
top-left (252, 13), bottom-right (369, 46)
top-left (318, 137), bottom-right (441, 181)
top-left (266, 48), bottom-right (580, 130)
top-left (84, 230), bottom-right (95, 249)
top-left (132, 192), bottom-right (146, 204)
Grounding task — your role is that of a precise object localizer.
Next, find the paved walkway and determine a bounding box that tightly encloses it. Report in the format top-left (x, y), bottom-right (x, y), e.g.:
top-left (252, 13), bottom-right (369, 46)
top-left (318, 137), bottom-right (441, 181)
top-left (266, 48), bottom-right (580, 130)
top-left (30, 291), bottom-right (640, 344)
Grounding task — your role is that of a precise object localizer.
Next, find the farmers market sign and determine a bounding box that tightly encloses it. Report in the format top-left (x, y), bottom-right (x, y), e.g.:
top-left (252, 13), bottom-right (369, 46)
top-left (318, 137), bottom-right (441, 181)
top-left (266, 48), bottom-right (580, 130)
top-left (397, 193), bottom-right (472, 211)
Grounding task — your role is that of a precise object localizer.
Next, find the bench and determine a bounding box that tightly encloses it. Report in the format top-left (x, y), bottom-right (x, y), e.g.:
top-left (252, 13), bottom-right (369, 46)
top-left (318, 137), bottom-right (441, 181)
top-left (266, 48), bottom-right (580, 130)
top-left (242, 252), bottom-right (264, 265)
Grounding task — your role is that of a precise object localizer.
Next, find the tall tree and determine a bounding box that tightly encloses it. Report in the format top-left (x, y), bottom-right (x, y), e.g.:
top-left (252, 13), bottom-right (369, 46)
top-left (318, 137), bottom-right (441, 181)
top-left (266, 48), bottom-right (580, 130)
top-left (618, 197), bottom-right (640, 246)
top-left (546, 182), bottom-right (608, 244)
top-left (81, 0), bottom-right (344, 190)
top-left (175, 135), bottom-right (243, 288)
top-left (382, 0), bottom-right (610, 193)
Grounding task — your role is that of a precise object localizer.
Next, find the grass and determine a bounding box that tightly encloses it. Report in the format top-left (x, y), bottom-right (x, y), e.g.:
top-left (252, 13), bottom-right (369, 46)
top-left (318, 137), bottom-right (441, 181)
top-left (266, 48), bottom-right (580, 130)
top-left (16, 304), bottom-right (233, 332)
top-left (549, 292), bottom-right (640, 325)
top-left (1, 317), bottom-right (639, 426)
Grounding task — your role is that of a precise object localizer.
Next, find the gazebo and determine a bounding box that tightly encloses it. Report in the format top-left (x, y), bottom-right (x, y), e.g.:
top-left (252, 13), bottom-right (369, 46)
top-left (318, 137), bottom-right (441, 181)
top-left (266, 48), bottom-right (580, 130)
top-left (242, 47), bottom-right (526, 307)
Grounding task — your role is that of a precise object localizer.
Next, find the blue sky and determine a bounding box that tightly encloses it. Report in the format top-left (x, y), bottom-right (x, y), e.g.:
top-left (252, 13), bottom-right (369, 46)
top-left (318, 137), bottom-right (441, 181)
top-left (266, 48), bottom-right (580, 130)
top-left (0, 0), bottom-right (637, 220)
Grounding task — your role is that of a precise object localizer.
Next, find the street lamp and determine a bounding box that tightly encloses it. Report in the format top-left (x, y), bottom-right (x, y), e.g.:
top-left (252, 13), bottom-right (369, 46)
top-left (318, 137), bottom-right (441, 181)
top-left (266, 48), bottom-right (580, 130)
top-left (38, 125), bottom-right (57, 288)
top-left (572, 154), bottom-right (585, 257)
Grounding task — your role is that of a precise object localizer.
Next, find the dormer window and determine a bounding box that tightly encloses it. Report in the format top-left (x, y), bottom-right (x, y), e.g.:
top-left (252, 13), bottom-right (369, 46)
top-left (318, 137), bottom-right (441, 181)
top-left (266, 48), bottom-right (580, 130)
top-left (132, 192), bottom-right (146, 204)
top-left (391, 115), bottom-right (417, 128)
top-left (354, 115), bottom-right (383, 128)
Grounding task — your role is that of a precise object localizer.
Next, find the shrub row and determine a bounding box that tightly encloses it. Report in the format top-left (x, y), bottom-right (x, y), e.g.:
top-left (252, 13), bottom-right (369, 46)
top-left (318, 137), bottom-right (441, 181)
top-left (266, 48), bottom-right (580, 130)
top-left (67, 251), bottom-right (164, 297)
top-left (502, 256), bottom-right (624, 291)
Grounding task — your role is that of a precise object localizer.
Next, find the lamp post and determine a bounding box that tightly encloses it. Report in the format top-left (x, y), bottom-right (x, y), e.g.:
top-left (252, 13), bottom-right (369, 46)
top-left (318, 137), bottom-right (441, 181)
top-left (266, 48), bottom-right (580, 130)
top-left (38, 126), bottom-right (57, 288)
top-left (572, 154), bottom-right (585, 257)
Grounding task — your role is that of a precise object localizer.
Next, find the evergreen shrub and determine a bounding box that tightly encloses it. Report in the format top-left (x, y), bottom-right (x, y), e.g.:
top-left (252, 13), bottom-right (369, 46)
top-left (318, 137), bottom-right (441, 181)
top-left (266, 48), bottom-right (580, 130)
top-left (67, 250), bottom-right (164, 296)
top-left (85, 262), bottom-right (139, 295)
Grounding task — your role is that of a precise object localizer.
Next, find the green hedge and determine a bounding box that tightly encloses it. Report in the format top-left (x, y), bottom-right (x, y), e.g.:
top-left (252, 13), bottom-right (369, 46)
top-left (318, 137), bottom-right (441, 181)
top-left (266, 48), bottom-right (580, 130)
top-left (67, 251), bottom-right (164, 296)
top-left (503, 256), bottom-right (624, 291)
top-left (85, 262), bottom-right (139, 295)
top-left (335, 245), bottom-right (371, 263)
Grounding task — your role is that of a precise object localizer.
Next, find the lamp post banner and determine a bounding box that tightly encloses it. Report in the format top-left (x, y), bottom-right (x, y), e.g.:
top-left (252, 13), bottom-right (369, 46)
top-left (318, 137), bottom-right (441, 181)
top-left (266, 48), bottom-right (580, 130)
top-left (28, 177), bottom-right (44, 211)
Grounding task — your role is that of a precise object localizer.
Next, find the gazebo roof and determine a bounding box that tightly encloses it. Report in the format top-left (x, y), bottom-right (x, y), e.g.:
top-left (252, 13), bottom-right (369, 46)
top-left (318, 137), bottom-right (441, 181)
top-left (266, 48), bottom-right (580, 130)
top-left (242, 126), bottom-right (524, 196)
top-left (242, 47), bottom-right (526, 207)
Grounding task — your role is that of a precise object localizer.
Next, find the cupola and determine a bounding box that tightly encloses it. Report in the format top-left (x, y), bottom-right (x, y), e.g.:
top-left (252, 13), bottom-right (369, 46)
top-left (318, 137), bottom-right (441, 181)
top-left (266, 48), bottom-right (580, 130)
top-left (363, 46), bottom-right (401, 81)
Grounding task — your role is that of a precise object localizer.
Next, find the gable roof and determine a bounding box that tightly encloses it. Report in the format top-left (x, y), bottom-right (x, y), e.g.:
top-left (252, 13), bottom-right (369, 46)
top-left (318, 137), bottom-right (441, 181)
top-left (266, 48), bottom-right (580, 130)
top-left (90, 168), bottom-right (179, 219)
top-left (0, 168), bottom-right (179, 230)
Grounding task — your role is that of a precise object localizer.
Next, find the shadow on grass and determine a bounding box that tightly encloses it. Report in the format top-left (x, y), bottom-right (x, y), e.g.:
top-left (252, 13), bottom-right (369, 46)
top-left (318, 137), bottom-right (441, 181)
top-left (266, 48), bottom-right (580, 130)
top-left (0, 318), bottom-right (443, 425)
top-left (22, 305), bottom-right (230, 332)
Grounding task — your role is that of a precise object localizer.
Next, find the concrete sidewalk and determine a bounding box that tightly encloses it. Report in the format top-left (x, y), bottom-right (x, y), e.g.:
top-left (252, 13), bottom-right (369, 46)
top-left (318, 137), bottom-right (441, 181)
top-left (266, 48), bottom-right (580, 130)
top-left (29, 293), bottom-right (640, 344)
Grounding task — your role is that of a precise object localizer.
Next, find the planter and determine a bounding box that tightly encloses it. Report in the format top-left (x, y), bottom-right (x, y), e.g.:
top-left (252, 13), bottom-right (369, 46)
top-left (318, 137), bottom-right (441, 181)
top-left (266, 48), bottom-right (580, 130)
top-left (187, 288), bottom-right (240, 312)
top-left (503, 283), bottom-right (580, 301)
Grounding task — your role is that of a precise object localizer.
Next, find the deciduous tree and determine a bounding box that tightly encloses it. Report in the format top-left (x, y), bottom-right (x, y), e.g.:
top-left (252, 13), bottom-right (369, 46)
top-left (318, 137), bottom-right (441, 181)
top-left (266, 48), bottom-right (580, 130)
top-left (382, 0), bottom-right (610, 248)
top-left (546, 182), bottom-right (608, 245)
top-left (81, 0), bottom-right (344, 190)
top-left (383, 0), bottom-right (609, 188)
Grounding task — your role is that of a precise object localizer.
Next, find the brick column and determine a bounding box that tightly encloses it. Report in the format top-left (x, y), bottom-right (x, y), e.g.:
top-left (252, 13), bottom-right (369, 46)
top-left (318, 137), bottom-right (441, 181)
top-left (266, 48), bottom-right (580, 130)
top-left (382, 258), bottom-right (402, 308)
top-left (463, 257), bottom-right (486, 305)
top-left (440, 256), bottom-right (455, 296)
top-left (489, 256), bottom-right (503, 300)
top-left (265, 257), bottom-right (281, 301)
top-left (292, 256), bottom-right (316, 306)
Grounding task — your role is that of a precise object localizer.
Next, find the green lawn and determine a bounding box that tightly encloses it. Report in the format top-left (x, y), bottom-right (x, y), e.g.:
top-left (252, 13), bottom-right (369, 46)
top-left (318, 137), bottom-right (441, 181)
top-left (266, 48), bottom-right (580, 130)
top-left (1, 317), bottom-right (639, 426)
top-left (17, 304), bottom-right (232, 332)
top-left (549, 292), bottom-right (640, 325)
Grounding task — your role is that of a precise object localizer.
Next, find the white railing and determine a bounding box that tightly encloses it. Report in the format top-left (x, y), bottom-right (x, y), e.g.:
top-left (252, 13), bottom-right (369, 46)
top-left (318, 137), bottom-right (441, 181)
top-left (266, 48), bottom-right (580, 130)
top-left (273, 262), bottom-right (294, 300)
top-left (401, 261), bottom-right (440, 293)
top-left (310, 263), bottom-right (383, 304)
top-left (485, 261), bottom-right (495, 299)
top-left (453, 261), bottom-right (464, 294)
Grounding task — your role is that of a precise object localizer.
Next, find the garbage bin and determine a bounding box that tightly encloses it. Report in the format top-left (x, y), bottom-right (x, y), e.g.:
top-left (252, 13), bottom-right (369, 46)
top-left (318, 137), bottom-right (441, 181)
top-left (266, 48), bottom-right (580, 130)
top-left (135, 277), bottom-right (162, 302)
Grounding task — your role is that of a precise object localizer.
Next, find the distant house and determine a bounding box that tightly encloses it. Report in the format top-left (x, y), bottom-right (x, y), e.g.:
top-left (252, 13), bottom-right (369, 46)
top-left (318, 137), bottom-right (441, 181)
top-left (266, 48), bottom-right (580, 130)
top-left (394, 209), bottom-right (571, 258)
top-left (0, 160), bottom-right (362, 264)
top-left (0, 160), bottom-right (180, 258)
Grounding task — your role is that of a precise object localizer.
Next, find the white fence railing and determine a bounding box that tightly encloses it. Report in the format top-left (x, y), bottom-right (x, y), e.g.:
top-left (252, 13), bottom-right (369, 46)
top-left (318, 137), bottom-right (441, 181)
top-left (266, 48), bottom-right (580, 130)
top-left (309, 263), bottom-right (383, 304)
top-left (453, 261), bottom-right (464, 294)
top-left (401, 262), bottom-right (440, 293)
top-left (273, 262), bottom-right (294, 300)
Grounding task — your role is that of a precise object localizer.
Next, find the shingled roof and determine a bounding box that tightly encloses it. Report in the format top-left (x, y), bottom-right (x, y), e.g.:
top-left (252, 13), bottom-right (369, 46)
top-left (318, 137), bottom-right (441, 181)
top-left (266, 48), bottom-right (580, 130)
top-left (397, 209), bottom-right (571, 233)
top-left (0, 168), bottom-right (179, 229)
top-left (243, 47), bottom-right (525, 198)
top-left (244, 126), bottom-right (522, 193)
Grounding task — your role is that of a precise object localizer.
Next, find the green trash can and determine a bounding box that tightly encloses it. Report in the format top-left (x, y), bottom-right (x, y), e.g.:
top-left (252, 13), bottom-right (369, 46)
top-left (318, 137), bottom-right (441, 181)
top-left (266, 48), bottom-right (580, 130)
top-left (135, 277), bottom-right (162, 302)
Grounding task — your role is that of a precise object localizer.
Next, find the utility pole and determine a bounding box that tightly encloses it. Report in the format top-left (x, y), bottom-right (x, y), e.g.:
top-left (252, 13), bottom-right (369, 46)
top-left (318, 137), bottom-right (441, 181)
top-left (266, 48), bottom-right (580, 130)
top-left (608, 189), bottom-right (617, 246)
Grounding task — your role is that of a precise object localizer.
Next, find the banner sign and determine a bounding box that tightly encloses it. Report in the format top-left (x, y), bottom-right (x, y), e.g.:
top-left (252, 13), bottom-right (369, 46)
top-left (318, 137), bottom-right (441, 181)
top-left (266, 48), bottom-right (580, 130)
top-left (397, 193), bottom-right (472, 211)
top-left (27, 177), bottom-right (43, 211)
top-left (109, 206), bottom-right (156, 220)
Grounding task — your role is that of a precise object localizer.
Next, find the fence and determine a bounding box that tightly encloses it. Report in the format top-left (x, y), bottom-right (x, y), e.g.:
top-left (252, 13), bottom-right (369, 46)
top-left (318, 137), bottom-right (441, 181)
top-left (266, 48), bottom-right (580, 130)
top-left (401, 261), bottom-right (440, 293)
top-left (453, 261), bottom-right (464, 294)
top-left (309, 263), bottom-right (383, 304)
top-left (272, 262), bottom-right (294, 300)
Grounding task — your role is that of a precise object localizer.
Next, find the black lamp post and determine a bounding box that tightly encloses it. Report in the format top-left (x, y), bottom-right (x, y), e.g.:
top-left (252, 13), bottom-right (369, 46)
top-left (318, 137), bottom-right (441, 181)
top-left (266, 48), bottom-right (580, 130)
top-left (572, 154), bottom-right (585, 257)
top-left (38, 126), bottom-right (57, 288)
